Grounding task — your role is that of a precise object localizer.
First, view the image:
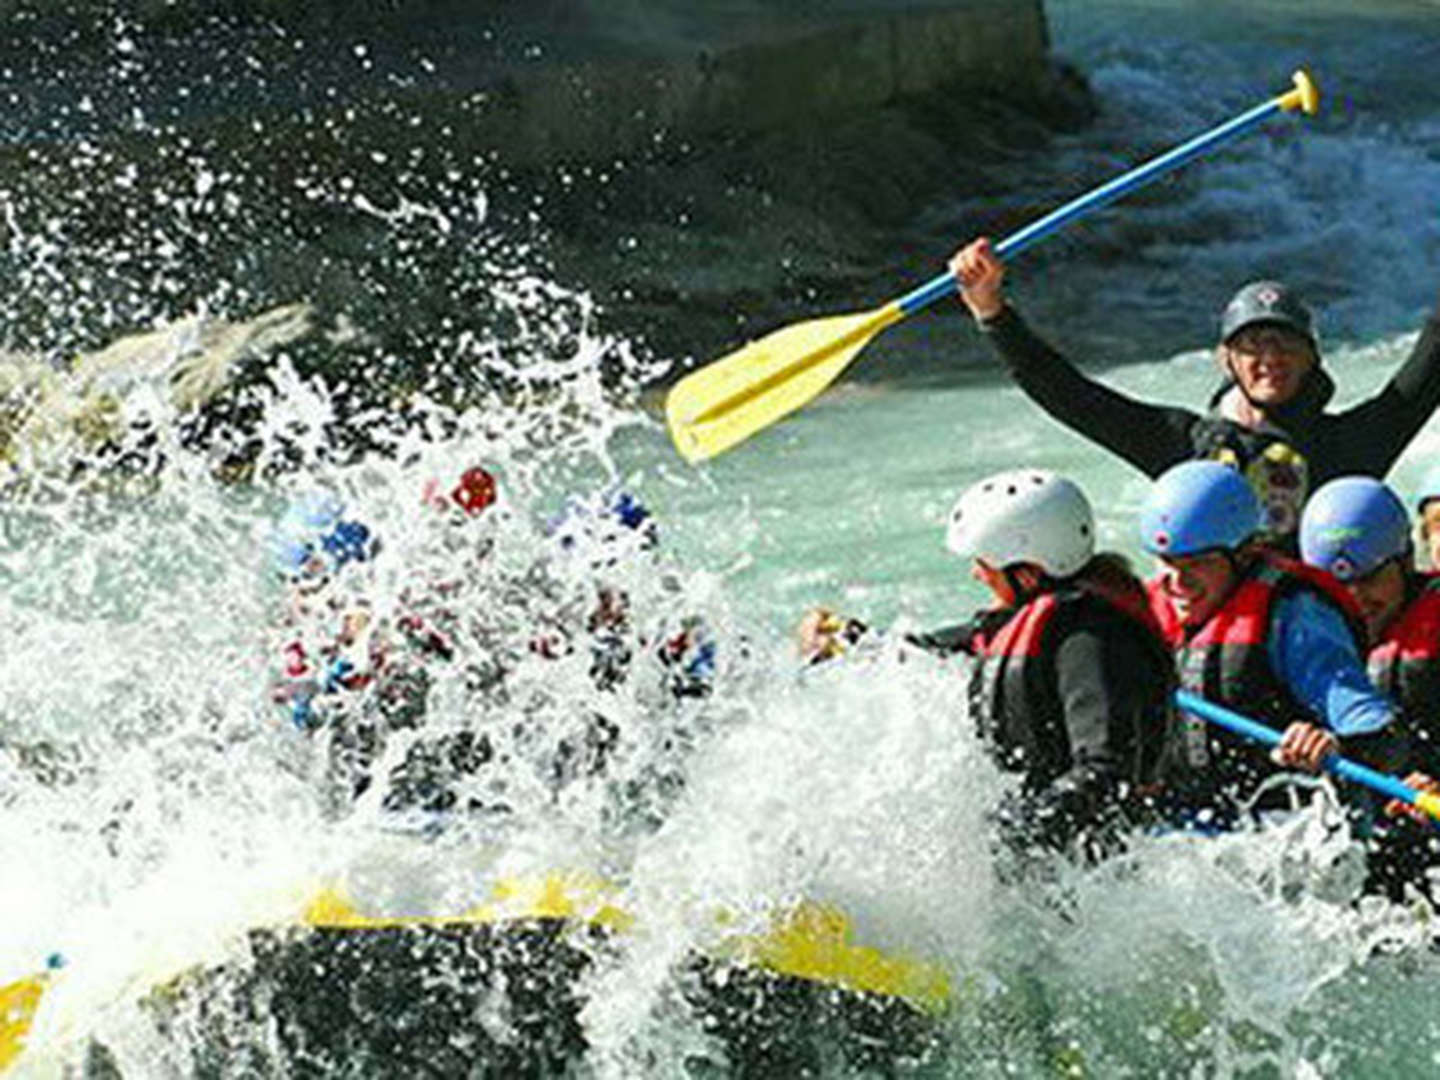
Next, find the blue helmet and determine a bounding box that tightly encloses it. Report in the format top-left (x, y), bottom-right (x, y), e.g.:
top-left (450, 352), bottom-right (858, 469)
top-left (1300, 477), bottom-right (1410, 581)
top-left (273, 491), bottom-right (378, 578)
top-left (549, 490), bottom-right (658, 559)
top-left (1139, 461), bottom-right (1261, 556)
top-left (1414, 463), bottom-right (1440, 512)
top-left (609, 491), bottom-right (652, 533)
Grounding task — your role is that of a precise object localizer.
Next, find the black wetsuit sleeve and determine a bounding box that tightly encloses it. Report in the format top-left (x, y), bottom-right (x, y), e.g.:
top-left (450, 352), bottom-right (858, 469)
top-left (903, 626), bottom-right (977, 657)
top-left (903, 611), bottom-right (1007, 658)
top-left (1330, 309), bottom-right (1440, 475)
top-left (981, 305), bottom-right (1201, 478)
top-left (1000, 622), bottom-right (1162, 851)
top-left (1049, 625), bottom-right (1154, 804)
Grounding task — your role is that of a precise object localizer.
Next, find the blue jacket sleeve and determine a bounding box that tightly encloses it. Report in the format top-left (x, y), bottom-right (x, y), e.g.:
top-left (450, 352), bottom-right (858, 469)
top-left (1267, 592), bottom-right (1394, 737)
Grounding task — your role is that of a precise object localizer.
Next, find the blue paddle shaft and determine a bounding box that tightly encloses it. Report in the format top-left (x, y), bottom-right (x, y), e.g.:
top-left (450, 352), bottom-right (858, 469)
top-left (897, 95), bottom-right (1293, 316)
top-left (1174, 690), bottom-right (1422, 808)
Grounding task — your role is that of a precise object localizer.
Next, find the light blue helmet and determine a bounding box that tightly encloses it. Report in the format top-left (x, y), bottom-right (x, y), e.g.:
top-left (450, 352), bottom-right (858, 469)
top-left (548, 490), bottom-right (658, 559)
top-left (1300, 477), bottom-right (1410, 581)
top-left (1139, 461), bottom-right (1261, 556)
top-left (272, 491), bottom-right (378, 578)
top-left (1414, 463), bottom-right (1440, 512)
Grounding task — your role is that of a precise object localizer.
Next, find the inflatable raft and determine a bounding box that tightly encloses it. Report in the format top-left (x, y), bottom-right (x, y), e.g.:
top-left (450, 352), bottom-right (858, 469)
top-left (2, 870), bottom-right (951, 1075)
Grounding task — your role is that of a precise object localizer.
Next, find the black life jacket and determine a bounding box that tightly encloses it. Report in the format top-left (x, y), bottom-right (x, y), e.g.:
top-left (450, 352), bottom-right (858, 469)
top-left (1190, 367), bottom-right (1340, 546)
top-left (1190, 417), bottom-right (1311, 545)
top-left (968, 572), bottom-right (1169, 792)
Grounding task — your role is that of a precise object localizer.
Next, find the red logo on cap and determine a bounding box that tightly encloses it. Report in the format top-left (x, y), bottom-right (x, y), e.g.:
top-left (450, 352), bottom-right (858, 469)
top-left (1255, 286), bottom-right (1280, 308)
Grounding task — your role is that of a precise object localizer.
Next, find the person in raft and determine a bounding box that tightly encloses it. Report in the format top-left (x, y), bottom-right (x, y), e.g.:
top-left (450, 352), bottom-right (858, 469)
top-left (542, 488), bottom-right (719, 703)
top-left (1140, 460), bottom-right (1409, 827)
top-left (1411, 463), bottom-right (1440, 571)
top-left (1297, 475), bottom-right (1440, 896)
top-left (1299, 476), bottom-right (1440, 773)
top-left (270, 489), bottom-right (387, 734)
top-left (949, 237), bottom-right (1440, 547)
top-left (800, 469), bottom-right (1174, 856)
top-left (271, 470), bottom-right (499, 732)
top-left (270, 471), bottom-right (499, 805)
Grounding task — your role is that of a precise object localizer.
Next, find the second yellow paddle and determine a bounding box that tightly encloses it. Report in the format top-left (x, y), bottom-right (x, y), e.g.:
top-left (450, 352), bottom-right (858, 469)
top-left (666, 70), bottom-right (1319, 464)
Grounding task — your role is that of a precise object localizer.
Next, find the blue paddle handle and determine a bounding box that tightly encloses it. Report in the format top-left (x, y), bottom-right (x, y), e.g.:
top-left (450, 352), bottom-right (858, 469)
top-left (896, 95), bottom-right (1291, 316)
top-left (1174, 690), bottom-right (1423, 808)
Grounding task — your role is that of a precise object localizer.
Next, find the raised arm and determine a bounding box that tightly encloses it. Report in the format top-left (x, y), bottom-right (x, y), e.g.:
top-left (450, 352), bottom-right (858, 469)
top-left (1333, 298), bottom-right (1440, 473)
top-left (951, 238), bottom-right (1200, 479)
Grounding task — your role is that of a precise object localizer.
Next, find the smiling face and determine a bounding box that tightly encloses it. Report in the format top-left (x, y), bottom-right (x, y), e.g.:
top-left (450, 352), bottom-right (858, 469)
top-left (1343, 558), bottom-right (1408, 640)
top-left (1153, 550), bottom-right (1238, 628)
top-left (1222, 325), bottom-right (1317, 407)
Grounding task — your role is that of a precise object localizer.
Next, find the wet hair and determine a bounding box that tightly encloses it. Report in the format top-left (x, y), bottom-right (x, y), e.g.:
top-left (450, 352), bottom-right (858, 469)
top-left (1079, 551), bottom-right (1137, 586)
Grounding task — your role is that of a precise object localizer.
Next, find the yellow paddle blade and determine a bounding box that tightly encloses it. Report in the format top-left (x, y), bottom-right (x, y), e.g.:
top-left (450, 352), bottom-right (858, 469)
top-left (0, 973), bottom-right (48, 1072)
top-left (666, 302), bottom-right (905, 463)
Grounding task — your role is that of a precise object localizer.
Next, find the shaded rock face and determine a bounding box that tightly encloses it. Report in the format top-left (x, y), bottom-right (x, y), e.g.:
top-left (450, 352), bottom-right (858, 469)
top-left (0, 1), bottom-right (1094, 476)
top-left (537, 57), bottom-right (1097, 367)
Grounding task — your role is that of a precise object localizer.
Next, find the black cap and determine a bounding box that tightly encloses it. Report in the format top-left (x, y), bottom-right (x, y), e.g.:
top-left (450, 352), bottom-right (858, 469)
top-left (1219, 281), bottom-right (1316, 346)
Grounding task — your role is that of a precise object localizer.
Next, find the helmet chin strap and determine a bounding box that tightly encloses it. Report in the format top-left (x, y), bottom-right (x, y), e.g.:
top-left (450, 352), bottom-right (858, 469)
top-left (1001, 566), bottom-right (1023, 601)
top-left (1003, 564), bottom-right (1051, 603)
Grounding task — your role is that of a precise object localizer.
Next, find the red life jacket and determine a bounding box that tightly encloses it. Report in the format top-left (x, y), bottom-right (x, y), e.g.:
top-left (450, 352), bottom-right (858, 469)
top-left (969, 569), bottom-right (1170, 786)
top-left (1369, 573), bottom-right (1440, 748)
top-left (973, 563), bottom-right (1165, 651)
top-left (1146, 550), bottom-right (1363, 785)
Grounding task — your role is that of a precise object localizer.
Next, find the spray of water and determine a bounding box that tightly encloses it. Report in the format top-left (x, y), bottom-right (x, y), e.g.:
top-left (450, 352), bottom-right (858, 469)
top-left (7, 4), bottom-right (1440, 1077)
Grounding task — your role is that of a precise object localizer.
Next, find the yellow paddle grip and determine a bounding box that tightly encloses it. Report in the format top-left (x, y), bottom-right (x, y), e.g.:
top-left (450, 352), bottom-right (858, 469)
top-left (1277, 69), bottom-right (1320, 116)
top-left (1414, 790), bottom-right (1440, 821)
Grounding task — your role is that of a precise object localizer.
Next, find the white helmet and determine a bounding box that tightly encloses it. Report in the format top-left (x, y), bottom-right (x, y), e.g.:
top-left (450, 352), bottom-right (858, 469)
top-left (945, 470), bottom-right (1094, 578)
